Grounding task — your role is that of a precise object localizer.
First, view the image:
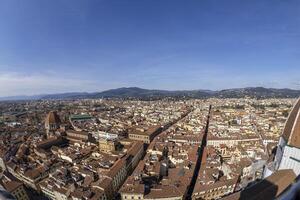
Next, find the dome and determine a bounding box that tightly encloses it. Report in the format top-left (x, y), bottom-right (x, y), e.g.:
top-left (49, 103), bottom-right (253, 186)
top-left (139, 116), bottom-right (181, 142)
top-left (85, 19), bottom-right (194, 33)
top-left (45, 111), bottom-right (61, 125)
top-left (282, 98), bottom-right (300, 148)
top-left (45, 111), bottom-right (61, 131)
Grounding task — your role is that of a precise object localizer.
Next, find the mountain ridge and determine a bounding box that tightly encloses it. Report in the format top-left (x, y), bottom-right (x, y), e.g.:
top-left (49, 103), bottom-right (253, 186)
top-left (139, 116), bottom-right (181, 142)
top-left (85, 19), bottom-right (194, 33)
top-left (0, 87), bottom-right (299, 101)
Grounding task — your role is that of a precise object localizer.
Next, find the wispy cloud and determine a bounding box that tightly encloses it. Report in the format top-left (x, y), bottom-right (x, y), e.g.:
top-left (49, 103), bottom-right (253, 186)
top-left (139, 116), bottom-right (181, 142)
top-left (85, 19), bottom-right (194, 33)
top-left (0, 71), bottom-right (97, 97)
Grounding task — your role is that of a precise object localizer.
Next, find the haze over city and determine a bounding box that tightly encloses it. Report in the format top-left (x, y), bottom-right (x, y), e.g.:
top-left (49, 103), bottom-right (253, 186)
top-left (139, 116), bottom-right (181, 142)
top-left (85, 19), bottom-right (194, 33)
top-left (0, 0), bottom-right (300, 96)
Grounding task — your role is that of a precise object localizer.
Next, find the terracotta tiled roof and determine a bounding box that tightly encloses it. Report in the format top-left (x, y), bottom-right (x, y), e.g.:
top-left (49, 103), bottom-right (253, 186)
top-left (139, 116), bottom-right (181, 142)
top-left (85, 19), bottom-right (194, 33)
top-left (119, 183), bottom-right (144, 194)
top-left (222, 169), bottom-right (296, 200)
top-left (45, 111), bottom-right (61, 125)
top-left (127, 141), bottom-right (144, 156)
top-left (282, 98), bottom-right (300, 148)
top-left (194, 177), bottom-right (238, 193)
top-left (106, 159), bottom-right (126, 178)
top-left (144, 185), bottom-right (183, 198)
top-left (1, 180), bottom-right (23, 193)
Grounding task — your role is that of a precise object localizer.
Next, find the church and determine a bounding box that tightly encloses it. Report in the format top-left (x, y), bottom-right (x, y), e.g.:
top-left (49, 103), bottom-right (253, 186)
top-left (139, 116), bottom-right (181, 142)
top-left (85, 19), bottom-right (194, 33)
top-left (264, 98), bottom-right (300, 177)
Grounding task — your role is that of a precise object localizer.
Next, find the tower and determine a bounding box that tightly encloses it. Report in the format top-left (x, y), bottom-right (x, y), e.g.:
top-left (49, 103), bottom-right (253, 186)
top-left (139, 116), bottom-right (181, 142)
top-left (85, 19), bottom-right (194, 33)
top-left (162, 146), bottom-right (169, 160)
top-left (160, 146), bottom-right (169, 177)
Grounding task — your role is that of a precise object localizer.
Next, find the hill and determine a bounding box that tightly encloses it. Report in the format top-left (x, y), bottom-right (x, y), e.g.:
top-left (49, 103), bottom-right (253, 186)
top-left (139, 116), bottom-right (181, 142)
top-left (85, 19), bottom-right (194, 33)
top-left (1, 87), bottom-right (300, 101)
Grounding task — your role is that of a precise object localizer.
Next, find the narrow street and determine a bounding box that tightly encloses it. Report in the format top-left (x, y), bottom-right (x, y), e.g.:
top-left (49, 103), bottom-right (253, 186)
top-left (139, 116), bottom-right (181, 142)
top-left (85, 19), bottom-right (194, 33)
top-left (186, 105), bottom-right (212, 199)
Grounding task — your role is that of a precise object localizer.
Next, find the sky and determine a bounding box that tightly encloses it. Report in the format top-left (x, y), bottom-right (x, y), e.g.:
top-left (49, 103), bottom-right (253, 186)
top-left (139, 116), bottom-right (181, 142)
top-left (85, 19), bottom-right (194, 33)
top-left (0, 0), bottom-right (300, 96)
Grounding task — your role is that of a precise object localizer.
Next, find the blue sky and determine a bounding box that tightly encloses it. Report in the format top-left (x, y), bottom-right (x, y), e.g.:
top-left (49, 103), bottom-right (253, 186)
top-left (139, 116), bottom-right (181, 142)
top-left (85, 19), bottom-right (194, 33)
top-left (0, 0), bottom-right (300, 96)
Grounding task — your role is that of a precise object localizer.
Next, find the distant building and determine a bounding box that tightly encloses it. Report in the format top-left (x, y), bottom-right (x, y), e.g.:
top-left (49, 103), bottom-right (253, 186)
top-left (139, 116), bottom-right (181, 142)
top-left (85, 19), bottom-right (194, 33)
top-left (128, 126), bottom-right (162, 144)
top-left (192, 177), bottom-right (238, 200)
top-left (66, 130), bottom-right (93, 143)
top-left (69, 114), bottom-right (92, 121)
top-left (35, 136), bottom-right (67, 150)
top-left (0, 185), bottom-right (16, 200)
top-left (0, 155), bottom-right (6, 171)
top-left (98, 131), bottom-right (119, 140)
top-left (99, 139), bottom-right (119, 153)
top-left (0, 180), bottom-right (29, 200)
top-left (6, 163), bottom-right (52, 191)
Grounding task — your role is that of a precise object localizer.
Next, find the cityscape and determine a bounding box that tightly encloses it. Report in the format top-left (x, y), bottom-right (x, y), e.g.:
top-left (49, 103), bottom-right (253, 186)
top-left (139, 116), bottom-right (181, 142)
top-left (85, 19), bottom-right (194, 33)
top-left (1, 97), bottom-right (300, 199)
top-left (1, 0), bottom-right (300, 200)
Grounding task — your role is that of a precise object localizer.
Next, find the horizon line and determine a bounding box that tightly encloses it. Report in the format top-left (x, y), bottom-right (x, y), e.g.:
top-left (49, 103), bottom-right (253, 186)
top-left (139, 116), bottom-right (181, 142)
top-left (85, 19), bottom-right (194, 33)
top-left (0, 86), bottom-right (299, 99)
